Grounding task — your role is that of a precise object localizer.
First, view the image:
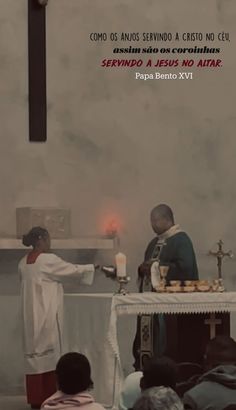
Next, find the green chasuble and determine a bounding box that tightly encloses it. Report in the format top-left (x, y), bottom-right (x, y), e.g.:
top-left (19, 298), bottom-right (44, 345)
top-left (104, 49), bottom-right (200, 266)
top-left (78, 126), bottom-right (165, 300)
top-left (145, 231), bottom-right (199, 283)
top-left (133, 227), bottom-right (199, 370)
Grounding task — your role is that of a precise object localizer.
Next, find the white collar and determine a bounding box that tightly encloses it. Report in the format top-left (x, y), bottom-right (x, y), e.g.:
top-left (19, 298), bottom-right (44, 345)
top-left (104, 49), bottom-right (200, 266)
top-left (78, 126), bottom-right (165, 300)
top-left (157, 224), bottom-right (182, 241)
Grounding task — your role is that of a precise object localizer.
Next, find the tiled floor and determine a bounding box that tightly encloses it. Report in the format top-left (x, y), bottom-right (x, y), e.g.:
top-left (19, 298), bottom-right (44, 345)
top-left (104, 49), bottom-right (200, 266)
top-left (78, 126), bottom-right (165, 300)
top-left (0, 396), bottom-right (29, 410)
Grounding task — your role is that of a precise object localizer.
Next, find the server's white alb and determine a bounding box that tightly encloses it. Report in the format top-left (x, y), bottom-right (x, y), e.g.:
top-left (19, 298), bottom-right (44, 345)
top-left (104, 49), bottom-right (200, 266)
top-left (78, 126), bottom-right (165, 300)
top-left (18, 253), bottom-right (94, 374)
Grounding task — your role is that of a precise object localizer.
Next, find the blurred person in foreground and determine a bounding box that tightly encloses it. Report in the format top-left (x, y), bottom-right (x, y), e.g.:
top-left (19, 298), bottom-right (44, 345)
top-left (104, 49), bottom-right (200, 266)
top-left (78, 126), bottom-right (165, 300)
top-left (133, 386), bottom-right (183, 410)
top-left (183, 335), bottom-right (236, 410)
top-left (41, 352), bottom-right (105, 410)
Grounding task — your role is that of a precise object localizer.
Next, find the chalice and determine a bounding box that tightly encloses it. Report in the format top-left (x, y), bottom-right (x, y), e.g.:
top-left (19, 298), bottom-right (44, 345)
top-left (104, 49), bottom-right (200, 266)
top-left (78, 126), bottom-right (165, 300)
top-left (159, 265), bottom-right (169, 288)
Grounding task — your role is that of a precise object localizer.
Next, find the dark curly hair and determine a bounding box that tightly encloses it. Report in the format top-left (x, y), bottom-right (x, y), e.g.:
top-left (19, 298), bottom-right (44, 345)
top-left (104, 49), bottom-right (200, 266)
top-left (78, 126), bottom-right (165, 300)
top-left (56, 352), bottom-right (94, 395)
top-left (22, 226), bottom-right (49, 248)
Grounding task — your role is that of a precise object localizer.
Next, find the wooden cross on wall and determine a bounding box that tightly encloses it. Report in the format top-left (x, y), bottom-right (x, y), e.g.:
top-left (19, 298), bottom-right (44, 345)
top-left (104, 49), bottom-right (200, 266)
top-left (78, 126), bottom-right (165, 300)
top-left (28, 0), bottom-right (48, 142)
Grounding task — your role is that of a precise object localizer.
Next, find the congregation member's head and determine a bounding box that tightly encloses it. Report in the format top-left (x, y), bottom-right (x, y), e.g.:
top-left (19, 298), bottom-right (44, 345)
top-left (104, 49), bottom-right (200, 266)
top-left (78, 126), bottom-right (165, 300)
top-left (56, 352), bottom-right (93, 394)
top-left (140, 357), bottom-right (178, 391)
top-left (204, 335), bottom-right (236, 371)
top-left (150, 204), bottom-right (174, 235)
top-left (133, 386), bottom-right (183, 410)
top-left (22, 226), bottom-right (51, 252)
top-left (183, 336), bottom-right (236, 410)
top-left (119, 371), bottom-right (142, 410)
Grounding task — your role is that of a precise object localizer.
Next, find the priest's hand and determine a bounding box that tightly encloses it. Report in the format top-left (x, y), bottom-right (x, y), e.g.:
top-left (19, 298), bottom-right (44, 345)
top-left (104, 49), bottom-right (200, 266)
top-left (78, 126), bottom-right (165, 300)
top-left (138, 261), bottom-right (152, 279)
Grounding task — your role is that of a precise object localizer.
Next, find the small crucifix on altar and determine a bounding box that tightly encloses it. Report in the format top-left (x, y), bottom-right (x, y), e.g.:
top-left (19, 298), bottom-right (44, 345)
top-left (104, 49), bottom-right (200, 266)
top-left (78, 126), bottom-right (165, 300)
top-left (209, 239), bottom-right (233, 279)
top-left (204, 313), bottom-right (222, 339)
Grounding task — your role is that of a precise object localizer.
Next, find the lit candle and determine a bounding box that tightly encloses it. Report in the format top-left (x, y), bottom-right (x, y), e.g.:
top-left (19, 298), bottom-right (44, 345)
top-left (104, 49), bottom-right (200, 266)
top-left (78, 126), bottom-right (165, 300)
top-left (115, 252), bottom-right (126, 278)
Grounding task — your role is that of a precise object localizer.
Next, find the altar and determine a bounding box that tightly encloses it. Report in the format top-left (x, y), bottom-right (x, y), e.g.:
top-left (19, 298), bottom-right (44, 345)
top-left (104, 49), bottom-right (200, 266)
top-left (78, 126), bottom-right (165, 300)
top-left (64, 291), bottom-right (236, 410)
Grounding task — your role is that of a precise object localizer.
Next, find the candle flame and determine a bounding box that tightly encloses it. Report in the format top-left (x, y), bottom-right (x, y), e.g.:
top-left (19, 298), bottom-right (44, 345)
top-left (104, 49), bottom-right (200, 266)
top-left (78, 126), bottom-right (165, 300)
top-left (100, 214), bottom-right (122, 237)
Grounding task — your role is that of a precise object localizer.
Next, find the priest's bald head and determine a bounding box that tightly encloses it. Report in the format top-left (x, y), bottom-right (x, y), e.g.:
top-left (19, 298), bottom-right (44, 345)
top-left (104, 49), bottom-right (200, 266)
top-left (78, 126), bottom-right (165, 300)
top-left (150, 204), bottom-right (174, 235)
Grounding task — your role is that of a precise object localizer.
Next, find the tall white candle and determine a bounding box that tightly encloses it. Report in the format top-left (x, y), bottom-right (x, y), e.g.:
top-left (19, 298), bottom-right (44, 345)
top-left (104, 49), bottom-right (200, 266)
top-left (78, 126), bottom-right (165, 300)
top-left (115, 252), bottom-right (126, 277)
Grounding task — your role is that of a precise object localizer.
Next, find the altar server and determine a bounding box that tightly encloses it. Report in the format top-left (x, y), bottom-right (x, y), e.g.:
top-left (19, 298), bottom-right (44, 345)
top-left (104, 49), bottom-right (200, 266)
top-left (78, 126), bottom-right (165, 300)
top-left (18, 226), bottom-right (97, 409)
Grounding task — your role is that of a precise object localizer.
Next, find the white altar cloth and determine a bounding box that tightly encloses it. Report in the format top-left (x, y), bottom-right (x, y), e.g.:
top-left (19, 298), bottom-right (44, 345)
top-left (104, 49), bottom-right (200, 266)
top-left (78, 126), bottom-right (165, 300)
top-left (64, 294), bottom-right (119, 409)
top-left (65, 292), bottom-right (236, 409)
top-left (112, 291), bottom-right (236, 316)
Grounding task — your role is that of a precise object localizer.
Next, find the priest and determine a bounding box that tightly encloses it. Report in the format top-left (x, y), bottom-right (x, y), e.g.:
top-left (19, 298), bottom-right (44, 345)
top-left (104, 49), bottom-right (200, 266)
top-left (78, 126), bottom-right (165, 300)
top-left (133, 204), bottom-right (199, 370)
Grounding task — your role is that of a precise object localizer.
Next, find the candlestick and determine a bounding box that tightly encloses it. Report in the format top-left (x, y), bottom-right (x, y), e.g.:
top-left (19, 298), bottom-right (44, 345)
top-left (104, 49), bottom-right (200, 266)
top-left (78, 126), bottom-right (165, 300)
top-left (101, 264), bottom-right (130, 294)
top-left (115, 275), bottom-right (130, 295)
